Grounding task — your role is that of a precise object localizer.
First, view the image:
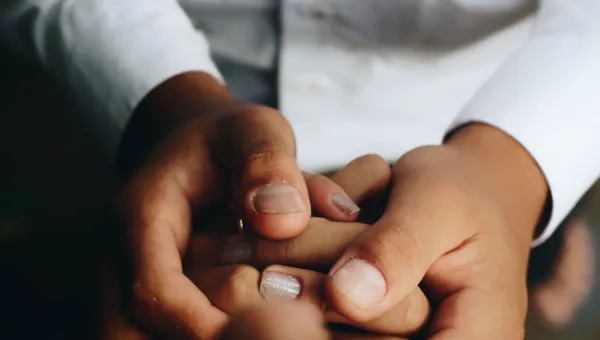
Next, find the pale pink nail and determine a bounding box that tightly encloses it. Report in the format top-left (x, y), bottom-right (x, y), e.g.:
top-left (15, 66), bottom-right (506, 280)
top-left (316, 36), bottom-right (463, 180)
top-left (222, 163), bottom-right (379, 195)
top-left (330, 258), bottom-right (386, 308)
top-left (331, 193), bottom-right (360, 216)
top-left (253, 183), bottom-right (306, 214)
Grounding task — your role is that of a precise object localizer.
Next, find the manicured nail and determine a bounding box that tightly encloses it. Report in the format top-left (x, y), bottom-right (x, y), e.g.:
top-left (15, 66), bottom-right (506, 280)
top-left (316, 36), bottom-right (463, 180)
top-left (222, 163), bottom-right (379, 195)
top-left (220, 241), bottom-right (252, 264)
top-left (260, 272), bottom-right (301, 300)
top-left (331, 193), bottom-right (360, 216)
top-left (330, 258), bottom-right (386, 308)
top-left (253, 183), bottom-right (306, 214)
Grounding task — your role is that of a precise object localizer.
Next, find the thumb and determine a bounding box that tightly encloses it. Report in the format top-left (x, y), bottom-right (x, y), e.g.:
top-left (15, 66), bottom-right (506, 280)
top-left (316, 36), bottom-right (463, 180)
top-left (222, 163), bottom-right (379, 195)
top-left (218, 301), bottom-right (330, 340)
top-left (325, 164), bottom-right (475, 322)
top-left (211, 106), bottom-right (310, 240)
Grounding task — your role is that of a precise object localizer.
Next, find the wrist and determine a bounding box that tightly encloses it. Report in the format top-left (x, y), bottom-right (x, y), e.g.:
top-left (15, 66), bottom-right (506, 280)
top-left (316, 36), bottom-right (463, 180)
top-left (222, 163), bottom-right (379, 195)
top-left (445, 123), bottom-right (549, 243)
top-left (117, 72), bottom-right (238, 178)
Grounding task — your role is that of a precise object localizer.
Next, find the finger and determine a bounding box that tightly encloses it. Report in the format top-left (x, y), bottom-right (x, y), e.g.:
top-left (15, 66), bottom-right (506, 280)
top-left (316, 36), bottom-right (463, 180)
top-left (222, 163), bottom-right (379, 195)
top-left (260, 266), bottom-right (430, 336)
top-left (330, 154), bottom-right (391, 202)
top-left (427, 289), bottom-right (525, 340)
top-left (326, 164), bottom-right (476, 321)
top-left (97, 257), bottom-right (152, 340)
top-left (220, 218), bottom-right (366, 268)
top-left (122, 177), bottom-right (227, 339)
top-left (218, 300), bottom-right (330, 340)
top-left (330, 154), bottom-right (392, 225)
top-left (210, 107), bottom-right (310, 240)
top-left (333, 335), bottom-right (407, 340)
top-left (304, 172), bottom-right (361, 221)
top-left (325, 287), bottom-right (430, 336)
top-left (185, 214), bottom-right (235, 270)
top-left (190, 265), bottom-right (264, 315)
top-left (305, 154), bottom-right (391, 222)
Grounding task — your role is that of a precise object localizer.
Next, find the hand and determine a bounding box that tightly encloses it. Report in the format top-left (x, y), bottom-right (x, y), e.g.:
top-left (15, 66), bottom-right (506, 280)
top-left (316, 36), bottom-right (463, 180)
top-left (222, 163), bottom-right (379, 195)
top-left (101, 155), bottom-right (427, 339)
top-left (190, 155), bottom-right (428, 338)
top-left (217, 301), bottom-right (330, 340)
top-left (112, 72), bottom-right (362, 339)
top-left (240, 125), bottom-right (548, 339)
top-left (218, 300), bottom-right (408, 340)
top-left (322, 124), bottom-right (548, 339)
top-left (215, 155), bottom-right (429, 337)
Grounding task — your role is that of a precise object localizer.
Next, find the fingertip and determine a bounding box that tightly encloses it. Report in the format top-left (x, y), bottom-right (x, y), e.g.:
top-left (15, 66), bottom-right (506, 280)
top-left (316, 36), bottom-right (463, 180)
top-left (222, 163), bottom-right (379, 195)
top-left (241, 181), bottom-right (311, 239)
top-left (306, 174), bottom-right (360, 222)
top-left (250, 212), bottom-right (311, 239)
top-left (325, 258), bottom-right (387, 323)
top-left (331, 154), bottom-right (392, 201)
top-left (251, 182), bottom-right (308, 215)
top-left (260, 265), bottom-right (325, 307)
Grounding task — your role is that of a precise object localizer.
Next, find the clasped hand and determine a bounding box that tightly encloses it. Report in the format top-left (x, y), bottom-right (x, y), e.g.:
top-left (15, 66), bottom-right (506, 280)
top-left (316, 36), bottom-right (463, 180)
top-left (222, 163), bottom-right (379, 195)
top-left (104, 73), bottom-right (546, 340)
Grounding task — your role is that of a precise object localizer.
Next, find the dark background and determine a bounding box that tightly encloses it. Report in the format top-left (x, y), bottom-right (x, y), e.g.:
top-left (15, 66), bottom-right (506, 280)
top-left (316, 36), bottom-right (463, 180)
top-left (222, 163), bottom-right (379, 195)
top-left (0, 45), bottom-right (116, 339)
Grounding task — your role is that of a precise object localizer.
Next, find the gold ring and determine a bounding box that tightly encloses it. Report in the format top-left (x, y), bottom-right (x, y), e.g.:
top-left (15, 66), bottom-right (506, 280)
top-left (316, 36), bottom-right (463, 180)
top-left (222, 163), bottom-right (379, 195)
top-left (237, 218), bottom-right (244, 232)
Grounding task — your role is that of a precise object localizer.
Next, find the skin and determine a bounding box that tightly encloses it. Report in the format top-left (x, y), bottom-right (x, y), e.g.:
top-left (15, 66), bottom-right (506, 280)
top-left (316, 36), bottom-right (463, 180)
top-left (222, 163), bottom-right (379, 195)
top-left (100, 155), bottom-right (428, 339)
top-left (113, 71), bottom-right (331, 339)
top-left (114, 70), bottom-right (548, 339)
top-left (218, 300), bottom-right (409, 340)
top-left (228, 125), bottom-right (548, 340)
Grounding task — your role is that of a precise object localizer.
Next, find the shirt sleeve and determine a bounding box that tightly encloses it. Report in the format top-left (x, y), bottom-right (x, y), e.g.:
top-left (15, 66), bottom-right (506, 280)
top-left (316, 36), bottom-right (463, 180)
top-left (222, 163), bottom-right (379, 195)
top-left (0, 0), bottom-right (223, 158)
top-left (449, 0), bottom-right (600, 247)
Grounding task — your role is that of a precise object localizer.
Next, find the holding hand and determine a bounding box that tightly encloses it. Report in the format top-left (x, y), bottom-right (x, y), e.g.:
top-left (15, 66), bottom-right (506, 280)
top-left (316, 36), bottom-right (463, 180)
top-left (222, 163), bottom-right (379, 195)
top-left (103, 153), bottom-right (429, 339)
top-left (238, 124), bottom-right (549, 339)
top-left (313, 124), bottom-right (548, 339)
top-left (113, 71), bottom-right (345, 339)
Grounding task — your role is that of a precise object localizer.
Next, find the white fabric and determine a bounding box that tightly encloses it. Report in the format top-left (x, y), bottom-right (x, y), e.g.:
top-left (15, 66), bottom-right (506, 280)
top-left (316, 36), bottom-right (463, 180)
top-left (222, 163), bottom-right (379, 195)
top-left (452, 0), bottom-right (600, 246)
top-left (2, 0), bottom-right (600, 245)
top-left (0, 0), bottom-right (223, 153)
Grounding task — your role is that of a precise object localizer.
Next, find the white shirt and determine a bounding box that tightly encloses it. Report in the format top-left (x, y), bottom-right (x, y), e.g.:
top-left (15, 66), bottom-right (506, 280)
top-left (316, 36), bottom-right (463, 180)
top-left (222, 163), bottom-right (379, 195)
top-left (2, 0), bottom-right (600, 246)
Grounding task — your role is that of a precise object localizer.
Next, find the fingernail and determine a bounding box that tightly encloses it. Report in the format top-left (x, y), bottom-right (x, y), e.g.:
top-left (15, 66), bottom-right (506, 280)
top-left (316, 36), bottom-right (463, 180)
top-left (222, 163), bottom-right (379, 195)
top-left (260, 272), bottom-right (301, 300)
top-left (331, 193), bottom-right (360, 216)
top-left (253, 183), bottom-right (306, 214)
top-left (220, 241), bottom-right (252, 264)
top-left (330, 258), bottom-right (386, 308)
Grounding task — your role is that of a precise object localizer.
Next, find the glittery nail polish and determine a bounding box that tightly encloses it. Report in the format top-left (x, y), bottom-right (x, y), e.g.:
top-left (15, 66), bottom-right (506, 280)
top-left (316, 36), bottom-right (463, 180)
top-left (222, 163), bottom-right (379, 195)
top-left (260, 272), bottom-right (301, 299)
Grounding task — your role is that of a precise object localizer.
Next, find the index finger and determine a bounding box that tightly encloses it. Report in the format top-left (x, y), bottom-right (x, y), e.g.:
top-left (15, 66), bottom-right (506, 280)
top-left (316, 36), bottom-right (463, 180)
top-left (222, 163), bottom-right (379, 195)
top-left (120, 174), bottom-right (227, 339)
top-left (305, 154), bottom-right (391, 222)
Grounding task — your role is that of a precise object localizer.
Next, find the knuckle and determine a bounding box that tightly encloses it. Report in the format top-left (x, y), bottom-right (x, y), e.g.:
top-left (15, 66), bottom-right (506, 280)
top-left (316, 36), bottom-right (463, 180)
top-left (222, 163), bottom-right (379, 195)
top-left (366, 226), bottom-right (426, 277)
top-left (221, 265), bottom-right (261, 308)
top-left (425, 172), bottom-right (470, 205)
top-left (356, 154), bottom-right (392, 188)
top-left (244, 144), bottom-right (295, 179)
top-left (247, 142), bottom-right (281, 162)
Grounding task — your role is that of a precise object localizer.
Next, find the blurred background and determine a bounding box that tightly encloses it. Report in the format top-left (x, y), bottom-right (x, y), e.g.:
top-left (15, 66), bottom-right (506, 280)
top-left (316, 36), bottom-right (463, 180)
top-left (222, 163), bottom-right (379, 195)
top-left (0, 45), bottom-right (598, 339)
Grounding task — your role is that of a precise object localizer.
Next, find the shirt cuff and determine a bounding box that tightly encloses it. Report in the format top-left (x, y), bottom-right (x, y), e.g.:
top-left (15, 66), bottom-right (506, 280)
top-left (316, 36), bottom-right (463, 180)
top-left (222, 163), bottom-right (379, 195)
top-left (449, 0), bottom-right (600, 247)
